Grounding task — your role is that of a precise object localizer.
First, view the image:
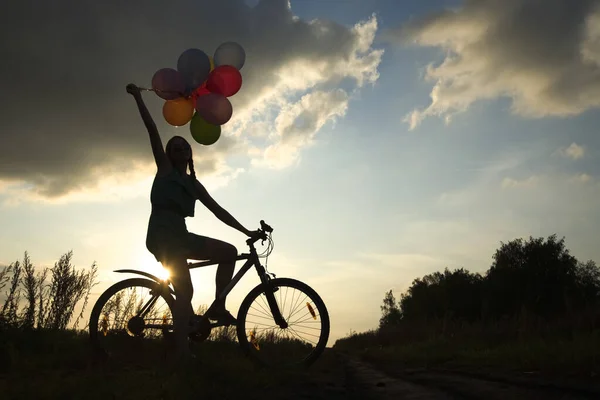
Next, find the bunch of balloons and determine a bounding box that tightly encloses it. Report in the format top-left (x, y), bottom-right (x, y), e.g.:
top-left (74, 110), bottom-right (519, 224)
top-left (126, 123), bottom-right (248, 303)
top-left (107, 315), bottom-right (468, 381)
top-left (151, 42), bottom-right (245, 145)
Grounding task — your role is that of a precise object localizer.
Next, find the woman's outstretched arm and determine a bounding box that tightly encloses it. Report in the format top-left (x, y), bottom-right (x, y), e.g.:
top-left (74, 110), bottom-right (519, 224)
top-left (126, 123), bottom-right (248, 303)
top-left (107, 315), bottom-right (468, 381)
top-left (194, 178), bottom-right (253, 236)
top-left (126, 83), bottom-right (169, 171)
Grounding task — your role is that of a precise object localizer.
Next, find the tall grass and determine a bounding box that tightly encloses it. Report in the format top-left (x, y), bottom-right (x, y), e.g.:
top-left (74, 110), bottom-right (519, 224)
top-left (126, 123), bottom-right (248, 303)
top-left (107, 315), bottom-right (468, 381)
top-left (0, 250), bottom-right (98, 331)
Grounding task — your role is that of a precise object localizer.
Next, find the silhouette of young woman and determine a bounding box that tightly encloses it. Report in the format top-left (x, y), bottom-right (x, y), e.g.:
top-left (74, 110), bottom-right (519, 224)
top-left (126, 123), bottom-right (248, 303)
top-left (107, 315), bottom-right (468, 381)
top-left (126, 83), bottom-right (259, 360)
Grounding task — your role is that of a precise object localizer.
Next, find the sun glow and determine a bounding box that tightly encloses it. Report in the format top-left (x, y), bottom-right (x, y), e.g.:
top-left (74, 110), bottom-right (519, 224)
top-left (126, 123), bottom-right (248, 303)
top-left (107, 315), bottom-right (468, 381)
top-left (138, 251), bottom-right (171, 281)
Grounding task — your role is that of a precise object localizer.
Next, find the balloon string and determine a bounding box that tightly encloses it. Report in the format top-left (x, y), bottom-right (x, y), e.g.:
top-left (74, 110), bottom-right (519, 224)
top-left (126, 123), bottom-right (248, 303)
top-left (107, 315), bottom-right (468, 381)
top-left (138, 87), bottom-right (187, 98)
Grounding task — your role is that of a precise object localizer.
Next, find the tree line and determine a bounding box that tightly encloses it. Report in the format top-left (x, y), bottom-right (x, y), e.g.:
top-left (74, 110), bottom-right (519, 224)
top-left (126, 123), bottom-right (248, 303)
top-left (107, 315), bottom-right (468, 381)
top-left (379, 235), bottom-right (600, 329)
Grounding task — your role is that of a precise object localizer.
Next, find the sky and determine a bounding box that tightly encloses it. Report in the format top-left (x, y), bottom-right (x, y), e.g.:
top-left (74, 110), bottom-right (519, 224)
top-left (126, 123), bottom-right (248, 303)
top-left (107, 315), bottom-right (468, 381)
top-left (1, 0), bottom-right (600, 344)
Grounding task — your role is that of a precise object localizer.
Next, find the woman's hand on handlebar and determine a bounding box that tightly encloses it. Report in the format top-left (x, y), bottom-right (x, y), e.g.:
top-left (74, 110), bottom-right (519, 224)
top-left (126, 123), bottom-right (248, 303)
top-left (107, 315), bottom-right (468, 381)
top-left (246, 229), bottom-right (263, 239)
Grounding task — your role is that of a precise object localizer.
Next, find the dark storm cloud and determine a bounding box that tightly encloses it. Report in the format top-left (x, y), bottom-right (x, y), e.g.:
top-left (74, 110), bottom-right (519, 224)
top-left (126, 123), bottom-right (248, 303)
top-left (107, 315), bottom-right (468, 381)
top-left (0, 0), bottom-right (363, 197)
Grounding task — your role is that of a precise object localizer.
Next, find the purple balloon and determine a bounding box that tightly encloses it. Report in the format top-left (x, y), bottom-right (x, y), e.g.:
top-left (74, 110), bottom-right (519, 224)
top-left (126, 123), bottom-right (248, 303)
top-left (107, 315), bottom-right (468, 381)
top-left (195, 93), bottom-right (233, 125)
top-left (151, 68), bottom-right (185, 100)
top-left (177, 48), bottom-right (211, 92)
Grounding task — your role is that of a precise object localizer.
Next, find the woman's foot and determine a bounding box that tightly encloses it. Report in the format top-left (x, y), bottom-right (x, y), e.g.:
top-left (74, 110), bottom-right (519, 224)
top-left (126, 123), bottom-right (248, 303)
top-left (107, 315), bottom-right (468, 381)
top-left (207, 308), bottom-right (237, 326)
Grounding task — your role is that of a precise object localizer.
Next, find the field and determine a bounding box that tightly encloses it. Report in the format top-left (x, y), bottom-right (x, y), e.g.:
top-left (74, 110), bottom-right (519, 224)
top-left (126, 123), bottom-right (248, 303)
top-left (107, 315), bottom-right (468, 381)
top-left (0, 328), bottom-right (351, 400)
top-left (4, 239), bottom-right (600, 399)
top-left (4, 320), bottom-right (600, 400)
top-left (334, 316), bottom-right (600, 389)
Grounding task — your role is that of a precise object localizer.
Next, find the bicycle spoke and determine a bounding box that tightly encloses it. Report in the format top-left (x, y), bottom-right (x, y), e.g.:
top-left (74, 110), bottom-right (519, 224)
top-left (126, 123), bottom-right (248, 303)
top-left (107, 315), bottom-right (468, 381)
top-left (289, 308), bottom-right (318, 325)
top-left (287, 326), bottom-right (318, 345)
top-left (246, 312), bottom-right (277, 322)
top-left (286, 288), bottom-right (302, 321)
top-left (287, 291), bottom-right (308, 322)
top-left (286, 295), bottom-right (311, 322)
top-left (249, 304), bottom-right (273, 319)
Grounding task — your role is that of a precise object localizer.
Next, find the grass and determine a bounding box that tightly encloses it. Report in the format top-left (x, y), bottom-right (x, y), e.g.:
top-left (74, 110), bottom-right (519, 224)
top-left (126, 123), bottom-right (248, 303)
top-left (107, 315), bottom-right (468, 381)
top-left (333, 317), bottom-right (600, 382)
top-left (0, 251), bottom-right (347, 399)
top-left (0, 327), bottom-right (343, 400)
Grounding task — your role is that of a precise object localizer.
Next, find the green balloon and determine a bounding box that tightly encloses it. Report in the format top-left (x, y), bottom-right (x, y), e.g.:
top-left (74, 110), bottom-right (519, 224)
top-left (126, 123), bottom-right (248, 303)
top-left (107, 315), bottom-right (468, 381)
top-left (190, 112), bottom-right (221, 145)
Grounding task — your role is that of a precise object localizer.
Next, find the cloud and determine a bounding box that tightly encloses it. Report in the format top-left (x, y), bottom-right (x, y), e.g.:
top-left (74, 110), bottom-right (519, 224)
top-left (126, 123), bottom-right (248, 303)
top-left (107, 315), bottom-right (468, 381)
top-left (0, 133), bottom-right (243, 206)
top-left (0, 0), bottom-right (383, 200)
top-left (559, 142), bottom-right (586, 159)
top-left (0, 162), bottom-right (155, 207)
top-left (434, 147), bottom-right (600, 242)
top-left (0, 131), bottom-right (245, 206)
top-left (570, 172), bottom-right (593, 183)
top-left (501, 175), bottom-right (540, 189)
top-left (233, 15), bottom-right (382, 168)
top-left (383, 0), bottom-right (600, 129)
top-left (251, 89), bottom-right (350, 168)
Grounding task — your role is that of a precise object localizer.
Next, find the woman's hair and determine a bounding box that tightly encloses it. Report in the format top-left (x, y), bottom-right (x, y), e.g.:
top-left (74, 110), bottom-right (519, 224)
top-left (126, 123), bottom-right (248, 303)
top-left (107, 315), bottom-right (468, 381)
top-left (165, 135), bottom-right (197, 181)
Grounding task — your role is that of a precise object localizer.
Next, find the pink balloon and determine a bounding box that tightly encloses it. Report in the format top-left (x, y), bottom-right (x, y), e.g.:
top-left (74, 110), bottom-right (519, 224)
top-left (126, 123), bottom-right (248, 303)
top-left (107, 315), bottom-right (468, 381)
top-left (151, 68), bottom-right (185, 100)
top-left (195, 93), bottom-right (233, 125)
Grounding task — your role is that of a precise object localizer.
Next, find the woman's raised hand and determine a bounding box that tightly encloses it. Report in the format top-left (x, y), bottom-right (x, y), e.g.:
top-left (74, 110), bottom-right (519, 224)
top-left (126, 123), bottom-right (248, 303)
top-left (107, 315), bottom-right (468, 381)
top-left (126, 83), bottom-right (141, 97)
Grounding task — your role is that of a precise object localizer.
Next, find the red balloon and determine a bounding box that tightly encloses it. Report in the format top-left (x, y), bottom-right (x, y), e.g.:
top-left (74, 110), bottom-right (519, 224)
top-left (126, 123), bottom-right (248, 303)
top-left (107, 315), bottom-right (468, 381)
top-left (191, 85), bottom-right (210, 109)
top-left (206, 65), bottom-right (242, 97)
top-left (195, 85), bottom-right (210, 97)
top-left (195, 93), bottom-right (233, 125)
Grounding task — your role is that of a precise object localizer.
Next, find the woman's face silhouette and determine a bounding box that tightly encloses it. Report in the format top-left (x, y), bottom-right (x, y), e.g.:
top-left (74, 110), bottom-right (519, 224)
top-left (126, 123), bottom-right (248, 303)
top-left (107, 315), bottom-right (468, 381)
top-left (169, 137), bottom-right (191, 165)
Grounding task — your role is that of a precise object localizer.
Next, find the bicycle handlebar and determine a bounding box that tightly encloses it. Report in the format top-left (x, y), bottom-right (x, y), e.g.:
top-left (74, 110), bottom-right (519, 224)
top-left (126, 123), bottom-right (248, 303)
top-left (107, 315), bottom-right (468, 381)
top-left (260, 220), bottom-right (273, 233)
top-left (246, 220), bottom-right (273, 246)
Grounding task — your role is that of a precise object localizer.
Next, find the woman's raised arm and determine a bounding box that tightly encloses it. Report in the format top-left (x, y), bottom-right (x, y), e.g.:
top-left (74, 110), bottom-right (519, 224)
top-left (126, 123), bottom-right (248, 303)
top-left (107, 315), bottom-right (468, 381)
top-left (126, 84), bottom-right (169, 171)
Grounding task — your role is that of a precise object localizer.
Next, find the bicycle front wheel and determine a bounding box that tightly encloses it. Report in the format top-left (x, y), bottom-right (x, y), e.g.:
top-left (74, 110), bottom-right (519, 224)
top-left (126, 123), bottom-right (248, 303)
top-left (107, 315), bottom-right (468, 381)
top-left (236, 278), bottom-right (330, 368)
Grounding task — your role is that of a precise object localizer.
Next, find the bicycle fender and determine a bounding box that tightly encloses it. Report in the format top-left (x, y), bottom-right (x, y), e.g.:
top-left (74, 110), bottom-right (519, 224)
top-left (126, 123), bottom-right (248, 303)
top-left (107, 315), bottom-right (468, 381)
top-left (114, 269), bottom-right (174, 294)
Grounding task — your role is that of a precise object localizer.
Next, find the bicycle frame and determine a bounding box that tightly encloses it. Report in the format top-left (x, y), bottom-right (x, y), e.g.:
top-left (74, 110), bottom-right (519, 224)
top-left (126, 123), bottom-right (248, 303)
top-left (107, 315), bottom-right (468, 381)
top-left (115, 235), bottom-right (288, 329)
top-left (187, 251), bottom-right (266, 313)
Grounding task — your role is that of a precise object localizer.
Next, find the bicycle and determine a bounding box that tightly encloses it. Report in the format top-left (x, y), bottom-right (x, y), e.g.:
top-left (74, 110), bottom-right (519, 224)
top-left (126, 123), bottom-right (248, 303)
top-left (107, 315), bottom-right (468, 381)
top-left (88, 220), bottom-right (330, 368)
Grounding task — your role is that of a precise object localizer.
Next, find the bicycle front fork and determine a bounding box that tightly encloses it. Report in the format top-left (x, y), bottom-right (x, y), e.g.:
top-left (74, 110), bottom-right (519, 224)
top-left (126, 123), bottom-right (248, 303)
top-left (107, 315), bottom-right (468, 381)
top-left (264, 283), bottom-right (288, 329)
top-left (258, 267), bottom-right (288, 329)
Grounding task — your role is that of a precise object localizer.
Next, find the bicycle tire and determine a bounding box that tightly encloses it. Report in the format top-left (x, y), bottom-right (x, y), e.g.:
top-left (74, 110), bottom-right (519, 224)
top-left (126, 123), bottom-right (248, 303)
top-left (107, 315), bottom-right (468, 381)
top-left (89, 278), bottom-right (175, 355)
top-left (236, 277), bottom-right (330, 368)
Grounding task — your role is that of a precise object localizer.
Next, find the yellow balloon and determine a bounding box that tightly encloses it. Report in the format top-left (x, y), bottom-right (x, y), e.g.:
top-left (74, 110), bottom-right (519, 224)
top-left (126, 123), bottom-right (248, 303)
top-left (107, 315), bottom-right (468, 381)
top-left (209, 56), bottom-right (215, 72)
top-left (162, 97), bottom-right (194, 126)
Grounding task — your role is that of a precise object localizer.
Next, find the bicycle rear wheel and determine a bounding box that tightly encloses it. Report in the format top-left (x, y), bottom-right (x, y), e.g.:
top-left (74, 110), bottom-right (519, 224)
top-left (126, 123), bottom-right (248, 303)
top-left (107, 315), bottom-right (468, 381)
top-left (236, 278), bottom-right (330, 368)
top-left (88, 278), bottom-right (175, 365)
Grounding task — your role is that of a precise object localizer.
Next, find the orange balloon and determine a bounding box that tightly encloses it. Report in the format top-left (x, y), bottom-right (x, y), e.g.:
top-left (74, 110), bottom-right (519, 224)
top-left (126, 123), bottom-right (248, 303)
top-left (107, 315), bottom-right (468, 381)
top-left (162, 97), bottom-right (194, 126)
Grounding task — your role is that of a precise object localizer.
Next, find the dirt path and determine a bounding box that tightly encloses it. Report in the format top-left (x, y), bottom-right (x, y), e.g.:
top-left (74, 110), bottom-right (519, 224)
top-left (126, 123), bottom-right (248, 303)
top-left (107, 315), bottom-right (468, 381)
top-left (253, 350), bottom-right (450, 399)
top-left (335, 352), bottom-right (600, 400)
top-left (340, 353), bottom-right (452, 399)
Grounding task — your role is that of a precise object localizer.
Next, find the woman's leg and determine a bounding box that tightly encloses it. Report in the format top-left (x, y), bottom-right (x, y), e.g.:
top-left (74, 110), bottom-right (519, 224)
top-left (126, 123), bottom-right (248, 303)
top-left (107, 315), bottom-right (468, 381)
top-left (164, 254), bottom-right (194, 359)
top-left (186, 233), bottom-right (238, 313)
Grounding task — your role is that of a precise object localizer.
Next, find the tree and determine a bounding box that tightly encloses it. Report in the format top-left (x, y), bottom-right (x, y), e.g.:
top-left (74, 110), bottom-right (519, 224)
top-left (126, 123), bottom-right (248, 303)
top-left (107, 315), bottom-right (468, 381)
top-left (484, 234), bottom-right (579, 318)
top-left (573, 259), bottom-right (600, 308)
top-left (399, 268), bottom-right (483, 322)
top-left (379, 289), bottom-right (402, 328)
